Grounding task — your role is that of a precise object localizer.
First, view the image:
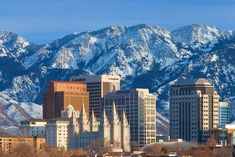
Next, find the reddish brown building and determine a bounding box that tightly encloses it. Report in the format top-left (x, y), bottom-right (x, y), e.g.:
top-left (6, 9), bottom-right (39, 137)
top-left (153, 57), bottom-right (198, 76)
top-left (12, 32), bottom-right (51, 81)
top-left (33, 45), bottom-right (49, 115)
top-left (43, 81), bottom-right (89, 119)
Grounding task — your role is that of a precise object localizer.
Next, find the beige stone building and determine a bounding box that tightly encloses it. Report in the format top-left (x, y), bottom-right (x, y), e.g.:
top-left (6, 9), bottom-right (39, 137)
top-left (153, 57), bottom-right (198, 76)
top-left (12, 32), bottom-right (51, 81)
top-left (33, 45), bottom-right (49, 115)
top-left (0, 136), bottom-right (45, 154)
top-left (70, 75), bottom-right (120, 118)
top-left (170, 78), bottom-right (219, 143)
top-left (45, 103), bottom-right (130, 152)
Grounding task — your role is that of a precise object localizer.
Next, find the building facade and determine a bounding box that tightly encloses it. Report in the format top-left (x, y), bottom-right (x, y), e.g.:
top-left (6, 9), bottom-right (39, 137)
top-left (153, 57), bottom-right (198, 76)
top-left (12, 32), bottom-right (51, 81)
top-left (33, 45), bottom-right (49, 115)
top-left (102, 88), bottom-right (156, 147)
top-left (46, 118), bottom-right (70, 149)
top-left (43, 81), bottom-right (89, 119)
top-left (70, 75), bottom-right (120, 118)
top-left (219, 101), bottom-right (230, 128)
top-left (225, 123), bottom-right (235, 145)
top-left (20, 119), bottom-right (47, 137)
top-left (45, 103), bottom-right (131, 152)
top-left (0, 136), bottom-right (45, 154)
top-left (170, 78), bottom-right (219, 143)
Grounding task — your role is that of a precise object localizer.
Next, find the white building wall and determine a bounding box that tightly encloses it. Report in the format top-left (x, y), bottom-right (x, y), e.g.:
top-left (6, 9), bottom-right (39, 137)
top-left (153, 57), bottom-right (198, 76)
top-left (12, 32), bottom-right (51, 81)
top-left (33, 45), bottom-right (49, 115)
top-left (46, 120), bottom-right (69, 149)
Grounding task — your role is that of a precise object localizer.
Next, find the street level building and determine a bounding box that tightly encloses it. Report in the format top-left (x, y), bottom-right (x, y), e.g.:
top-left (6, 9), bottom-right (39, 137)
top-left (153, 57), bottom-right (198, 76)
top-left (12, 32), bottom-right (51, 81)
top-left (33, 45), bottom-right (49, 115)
top-left (46, 118), bottom-right (70, 149)
top-left (170, 78), bottom-right (219, 143)
top-left (46, 103), bottom-right (130, 152)
top-left (0, 136), bottom-right (45, 154)
top-left (20, 119), bottom-right (47, 137)
top-left (43, 81), bottom-right (89, 119)
top-left (70, 75), bottom-right (120, 118)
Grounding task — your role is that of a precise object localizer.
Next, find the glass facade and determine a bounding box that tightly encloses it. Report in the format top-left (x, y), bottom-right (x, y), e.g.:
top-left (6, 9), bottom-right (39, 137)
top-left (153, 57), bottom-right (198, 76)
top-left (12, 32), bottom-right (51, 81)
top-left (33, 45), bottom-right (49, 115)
top-left (219, 102), bottom-right (230, 128)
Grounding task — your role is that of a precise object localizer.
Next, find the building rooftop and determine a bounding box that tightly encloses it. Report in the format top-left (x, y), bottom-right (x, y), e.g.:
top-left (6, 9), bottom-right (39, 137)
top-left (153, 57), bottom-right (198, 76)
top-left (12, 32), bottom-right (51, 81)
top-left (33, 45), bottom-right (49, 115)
top-left (0, 135), bottom-right (45, 139)
top-left (48, 118), bottom-right (70, 121)
top-left (173, 78), bottom-right (212, 86)
top-left (141, 140), bottom-right (198, 151)
top-left (22, 119), bottom-right (48, 122)
top-left (50, 81), bottom-right (86, 85)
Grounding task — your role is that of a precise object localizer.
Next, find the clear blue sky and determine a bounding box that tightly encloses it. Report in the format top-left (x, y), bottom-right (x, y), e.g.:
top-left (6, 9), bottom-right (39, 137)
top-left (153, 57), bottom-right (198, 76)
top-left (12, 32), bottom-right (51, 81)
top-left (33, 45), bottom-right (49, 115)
top-left (0, 0), bottom-right (234, 44)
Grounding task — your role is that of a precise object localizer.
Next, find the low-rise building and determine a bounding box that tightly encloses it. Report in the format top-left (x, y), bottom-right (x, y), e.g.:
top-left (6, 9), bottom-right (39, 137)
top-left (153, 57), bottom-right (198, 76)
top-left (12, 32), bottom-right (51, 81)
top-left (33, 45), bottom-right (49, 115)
top-left (20, 119), bottom-right (47, 137)
top-left (46, 118), bottom-right (70, 149)
top-left (0, 136), bottom-right (45, 154)
top-left (225, 123), bottom-right (235, 145)
top-left (45, 103), bottom-right (131, 152)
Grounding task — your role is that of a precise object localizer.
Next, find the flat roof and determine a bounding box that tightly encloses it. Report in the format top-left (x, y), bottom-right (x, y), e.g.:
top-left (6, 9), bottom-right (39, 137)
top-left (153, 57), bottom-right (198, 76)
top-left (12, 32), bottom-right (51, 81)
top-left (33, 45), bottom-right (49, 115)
top-left (50, 81), bottom-right (86, 85)
top-left (21, 119), bottom-right (47, 122)
top-left (173, 78), bottom-right (212, 86)
top-left (0, 135), bottom-right (46, 139)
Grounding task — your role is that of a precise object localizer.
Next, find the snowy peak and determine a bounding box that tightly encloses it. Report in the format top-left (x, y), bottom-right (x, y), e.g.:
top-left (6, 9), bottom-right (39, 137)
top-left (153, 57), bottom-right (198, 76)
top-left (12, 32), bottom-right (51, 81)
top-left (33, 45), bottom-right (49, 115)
top-left (171, 24), bottom-right (224, 51)
top-left (0, 31), bottom-right (32, 58)
top-left (1, 24), bottom-right (235, 134)
top-left (23, 24), bottom-right (180, 79)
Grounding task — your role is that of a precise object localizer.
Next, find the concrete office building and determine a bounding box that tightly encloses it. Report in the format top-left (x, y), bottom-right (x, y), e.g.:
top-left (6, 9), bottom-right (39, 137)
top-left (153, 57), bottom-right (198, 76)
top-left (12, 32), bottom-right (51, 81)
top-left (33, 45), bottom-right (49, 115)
top-left (219, 101), bottom-right (230, 128)
top-left (46, 118), bottom-right (70, 149)
top-left (0, 136), bottom-right (45, 154)
top-left (71, 75), bottom-right (120, 118)
top-left (20, 119), bottom-right (47, 137)
top-left (103, 88), bottom-right (156, 147)
top-left (43, 81), bottom-right (89, 119)
top-left (170, 78), bottom-right (219, 143)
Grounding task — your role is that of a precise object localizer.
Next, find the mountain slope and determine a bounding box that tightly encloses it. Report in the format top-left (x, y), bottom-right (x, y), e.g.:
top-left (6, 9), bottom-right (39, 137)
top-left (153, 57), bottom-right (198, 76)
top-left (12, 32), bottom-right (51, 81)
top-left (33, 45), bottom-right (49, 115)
top-left (0, 24), bottom-right (235, 134)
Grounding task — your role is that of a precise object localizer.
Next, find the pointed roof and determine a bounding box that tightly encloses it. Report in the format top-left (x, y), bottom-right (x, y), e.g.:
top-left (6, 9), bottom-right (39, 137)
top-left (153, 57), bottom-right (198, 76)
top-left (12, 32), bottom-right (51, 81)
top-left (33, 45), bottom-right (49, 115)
top-left (112, 101), bottom-right (120, 123)
top-left (81, 99), bottom-right (88, 121)
top-left (91, 110), bottom-right (98, 124)
top-left (103, 109), bottom-right (110, 125)
top-left (122, 110), bottom-right (128, 125)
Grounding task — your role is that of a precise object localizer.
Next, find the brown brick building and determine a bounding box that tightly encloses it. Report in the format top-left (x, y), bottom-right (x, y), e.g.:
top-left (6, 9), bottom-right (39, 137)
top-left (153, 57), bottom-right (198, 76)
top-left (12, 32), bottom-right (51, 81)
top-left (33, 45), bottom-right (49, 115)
top-left (43, 81), bottom-right (89, 119)
top-left (0, 136), bottom-right (45, 154)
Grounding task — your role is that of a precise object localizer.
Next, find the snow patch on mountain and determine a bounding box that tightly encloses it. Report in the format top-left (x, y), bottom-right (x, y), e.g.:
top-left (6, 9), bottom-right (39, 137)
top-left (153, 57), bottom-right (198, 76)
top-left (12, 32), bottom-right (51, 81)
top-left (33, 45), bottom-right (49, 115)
top-left (0, 24), bottom-right (235, 134)
top-left (171, 24), bottom-right (223, 51)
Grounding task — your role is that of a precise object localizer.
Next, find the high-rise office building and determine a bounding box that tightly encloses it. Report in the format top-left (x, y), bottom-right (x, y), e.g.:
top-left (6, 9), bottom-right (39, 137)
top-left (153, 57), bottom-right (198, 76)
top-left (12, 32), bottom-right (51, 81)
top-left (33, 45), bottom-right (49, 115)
top-left (43, 81), bottom-right (89, 119)
top-left (102, 88), bottom-right (156, 147)
top-left (219, 101), bottom-right (230, 128)
top-left (70, 75), bottom-right (120, 118)
top-left (170, 78), bottom-right (219, 143)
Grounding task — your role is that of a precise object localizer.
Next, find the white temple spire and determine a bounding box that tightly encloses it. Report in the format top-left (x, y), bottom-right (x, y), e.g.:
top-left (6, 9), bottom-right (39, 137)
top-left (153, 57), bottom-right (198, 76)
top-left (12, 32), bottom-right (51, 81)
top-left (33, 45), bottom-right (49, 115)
top-left (112, 101), bottom-right (120, 123)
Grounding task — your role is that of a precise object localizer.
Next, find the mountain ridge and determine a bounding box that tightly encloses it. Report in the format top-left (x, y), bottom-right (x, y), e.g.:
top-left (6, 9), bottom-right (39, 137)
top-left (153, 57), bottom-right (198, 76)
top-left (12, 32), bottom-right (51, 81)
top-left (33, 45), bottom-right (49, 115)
top-left (0, 23), bottom-right (235, 134)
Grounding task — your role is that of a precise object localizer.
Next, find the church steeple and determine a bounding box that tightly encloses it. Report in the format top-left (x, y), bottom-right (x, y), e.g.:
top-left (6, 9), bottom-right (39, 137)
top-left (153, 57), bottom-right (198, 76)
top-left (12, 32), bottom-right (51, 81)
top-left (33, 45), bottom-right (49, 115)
top-left (112, 101), bottom-right (121, 147)
top-left (80, 99), bottom-right (90, 132)
top-left (122, 110), bottom-right (131, 152)
top-left (90, 110), bottom-right (99, 132)
top-left (122, 110), bottom-right (128, 126)
top-left (103, 109), bottom-right (109, 125)
top-left (112, 101), bottom-right (120, 124)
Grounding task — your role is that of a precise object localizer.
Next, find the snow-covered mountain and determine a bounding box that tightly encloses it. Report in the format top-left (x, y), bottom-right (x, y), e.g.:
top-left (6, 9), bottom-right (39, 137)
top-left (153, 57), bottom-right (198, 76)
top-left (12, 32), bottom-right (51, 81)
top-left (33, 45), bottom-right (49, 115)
top-left (0, 24), bottom-right (235, 134)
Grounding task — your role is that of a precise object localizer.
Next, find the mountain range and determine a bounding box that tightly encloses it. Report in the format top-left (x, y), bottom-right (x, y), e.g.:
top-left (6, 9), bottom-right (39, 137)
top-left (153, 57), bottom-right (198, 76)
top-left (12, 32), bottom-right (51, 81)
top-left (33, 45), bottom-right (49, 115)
top-left (0, 24), bottom-right (235, 134)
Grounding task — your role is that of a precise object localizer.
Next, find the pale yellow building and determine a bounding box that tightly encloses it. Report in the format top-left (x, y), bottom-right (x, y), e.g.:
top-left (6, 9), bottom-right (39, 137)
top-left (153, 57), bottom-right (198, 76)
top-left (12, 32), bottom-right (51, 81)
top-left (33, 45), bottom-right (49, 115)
top-left (0, 136), bottom-right (45, 154)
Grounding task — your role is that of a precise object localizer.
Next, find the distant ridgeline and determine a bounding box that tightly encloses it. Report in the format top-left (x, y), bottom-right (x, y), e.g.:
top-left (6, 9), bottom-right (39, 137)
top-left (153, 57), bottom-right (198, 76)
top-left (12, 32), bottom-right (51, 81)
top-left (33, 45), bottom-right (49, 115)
top-left (0, 24), bottom-right (234, 133)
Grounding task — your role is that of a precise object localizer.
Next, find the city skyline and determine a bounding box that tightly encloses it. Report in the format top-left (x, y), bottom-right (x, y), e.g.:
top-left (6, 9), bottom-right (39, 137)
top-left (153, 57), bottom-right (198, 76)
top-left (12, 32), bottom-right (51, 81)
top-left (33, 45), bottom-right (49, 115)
top-left (0, 0), bottom-right (234, 43)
